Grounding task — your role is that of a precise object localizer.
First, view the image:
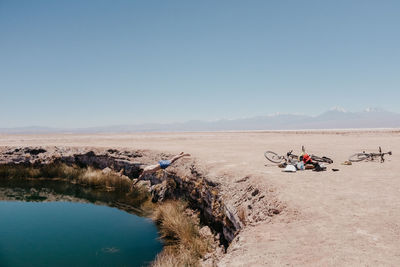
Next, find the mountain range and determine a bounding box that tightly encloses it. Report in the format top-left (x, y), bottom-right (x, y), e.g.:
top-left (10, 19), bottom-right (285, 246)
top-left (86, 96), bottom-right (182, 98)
top-left (1, 108), bottom-right (399, 134)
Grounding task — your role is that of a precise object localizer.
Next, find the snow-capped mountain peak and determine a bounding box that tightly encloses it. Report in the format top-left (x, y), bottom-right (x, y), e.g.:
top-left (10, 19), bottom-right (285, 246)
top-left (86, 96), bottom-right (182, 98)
top-left (330, 106), bottom-right (347, 113)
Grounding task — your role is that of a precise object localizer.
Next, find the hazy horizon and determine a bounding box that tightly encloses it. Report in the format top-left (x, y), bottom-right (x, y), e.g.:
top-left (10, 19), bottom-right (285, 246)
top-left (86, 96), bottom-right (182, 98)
top-left (1, 106), bottom-right (399, 133)
top-left (0, 106), bottom-right (396, 129)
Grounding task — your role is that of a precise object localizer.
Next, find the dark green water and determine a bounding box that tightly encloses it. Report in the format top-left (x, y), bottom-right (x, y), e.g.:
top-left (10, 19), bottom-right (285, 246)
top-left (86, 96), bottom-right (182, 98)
top-left (0, 201), bottom-right (163, 267)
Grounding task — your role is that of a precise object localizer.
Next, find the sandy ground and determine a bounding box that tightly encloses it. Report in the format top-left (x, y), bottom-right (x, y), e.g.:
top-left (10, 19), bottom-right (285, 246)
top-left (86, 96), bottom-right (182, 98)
top-left (1, 130), bottom-right (399, 266)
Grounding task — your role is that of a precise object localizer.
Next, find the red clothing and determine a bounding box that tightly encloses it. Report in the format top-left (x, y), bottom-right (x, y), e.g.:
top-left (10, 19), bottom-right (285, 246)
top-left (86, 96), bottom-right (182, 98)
top-left (303, 154), bottom-right (312, 164)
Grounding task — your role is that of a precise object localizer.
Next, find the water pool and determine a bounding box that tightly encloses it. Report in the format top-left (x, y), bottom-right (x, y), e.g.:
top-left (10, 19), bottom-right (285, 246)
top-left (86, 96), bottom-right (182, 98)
top-left (0, 199), bottom-right (162, 266)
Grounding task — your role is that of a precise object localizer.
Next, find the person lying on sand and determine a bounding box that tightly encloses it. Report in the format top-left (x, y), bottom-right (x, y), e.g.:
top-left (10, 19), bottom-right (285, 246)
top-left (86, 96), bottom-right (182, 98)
top-left (137, 152), bottom-right (191, 180)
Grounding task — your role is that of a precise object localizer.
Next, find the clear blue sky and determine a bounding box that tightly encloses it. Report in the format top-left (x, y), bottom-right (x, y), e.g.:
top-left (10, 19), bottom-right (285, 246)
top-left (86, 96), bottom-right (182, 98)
top-left (1, 0), bottom-right (399, 128)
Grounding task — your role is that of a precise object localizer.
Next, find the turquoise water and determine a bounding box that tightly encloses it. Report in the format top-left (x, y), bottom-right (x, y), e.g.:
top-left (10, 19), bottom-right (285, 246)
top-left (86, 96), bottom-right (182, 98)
top-left (0, 201), bottom-right (163, 267)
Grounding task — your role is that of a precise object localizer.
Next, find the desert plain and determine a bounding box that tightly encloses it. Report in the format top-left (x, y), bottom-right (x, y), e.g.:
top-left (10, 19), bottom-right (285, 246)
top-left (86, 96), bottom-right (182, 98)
top-left (1, 130), bottom-right (399, 266)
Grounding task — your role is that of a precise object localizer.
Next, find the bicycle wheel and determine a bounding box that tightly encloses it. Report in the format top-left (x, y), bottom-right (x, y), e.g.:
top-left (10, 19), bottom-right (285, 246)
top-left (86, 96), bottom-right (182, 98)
top-left (322, 157), bottom-right (334, 164)
top-left (311, 155), bottom-right (333, 164)
top-left (348, 153), bottom-right (369, 162)
top-left (264, 151), bottom-right (283, 163)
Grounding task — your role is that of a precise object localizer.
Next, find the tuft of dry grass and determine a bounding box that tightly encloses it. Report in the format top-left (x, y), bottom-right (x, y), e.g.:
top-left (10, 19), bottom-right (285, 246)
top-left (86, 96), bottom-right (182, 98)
top-left (0, 163), bottom-right (131, 191)
top-left (152, 247), bottom-right (196, 267)
top-left (76, 166), bottom-right (131, 190)
top-left (237, 206), bottom-right (247, 226)
top-left (151, 201), bottom-right (212, 267)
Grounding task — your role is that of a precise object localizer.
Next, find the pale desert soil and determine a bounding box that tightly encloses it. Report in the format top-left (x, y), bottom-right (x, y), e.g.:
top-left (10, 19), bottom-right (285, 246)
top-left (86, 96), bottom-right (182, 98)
top-left (1, 130), bottom-right (399, 266)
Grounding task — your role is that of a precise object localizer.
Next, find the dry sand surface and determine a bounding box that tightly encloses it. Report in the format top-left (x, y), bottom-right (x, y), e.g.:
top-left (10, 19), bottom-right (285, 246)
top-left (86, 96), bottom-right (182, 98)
top-left (1, 130), bottom-right (400, 266)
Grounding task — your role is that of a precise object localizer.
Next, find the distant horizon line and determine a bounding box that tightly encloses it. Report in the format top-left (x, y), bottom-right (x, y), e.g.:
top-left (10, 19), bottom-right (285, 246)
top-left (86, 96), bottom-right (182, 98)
top-left (1, 106), bottom-right (398, 130)
top-left (1, 128), bottom-right (400, 136)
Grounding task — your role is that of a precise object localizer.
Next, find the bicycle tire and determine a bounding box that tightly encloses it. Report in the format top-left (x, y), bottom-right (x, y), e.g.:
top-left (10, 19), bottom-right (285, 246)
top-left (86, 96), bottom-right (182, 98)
top-left (349, 153), bottom-right (369, 162)
top-left (264, 151), bottom-right (283, 163)
top-left (322, 157), bottom-right (334, 164)
top-left (311, 155), bottom-right (333, 164)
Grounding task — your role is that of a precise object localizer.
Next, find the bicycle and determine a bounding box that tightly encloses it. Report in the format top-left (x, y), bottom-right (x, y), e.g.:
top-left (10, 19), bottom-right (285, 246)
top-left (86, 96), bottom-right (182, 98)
top-left (264, 146), bottom-right (333, 164)
top-left (264, 150), bottom-right (299, 164)
top-left (349, 147), bottom-right (392, 163)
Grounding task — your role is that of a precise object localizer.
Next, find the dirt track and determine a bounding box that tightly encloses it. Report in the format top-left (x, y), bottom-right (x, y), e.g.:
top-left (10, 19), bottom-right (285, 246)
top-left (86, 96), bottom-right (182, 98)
top-left (1, 130), bottom-right (399, 266)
